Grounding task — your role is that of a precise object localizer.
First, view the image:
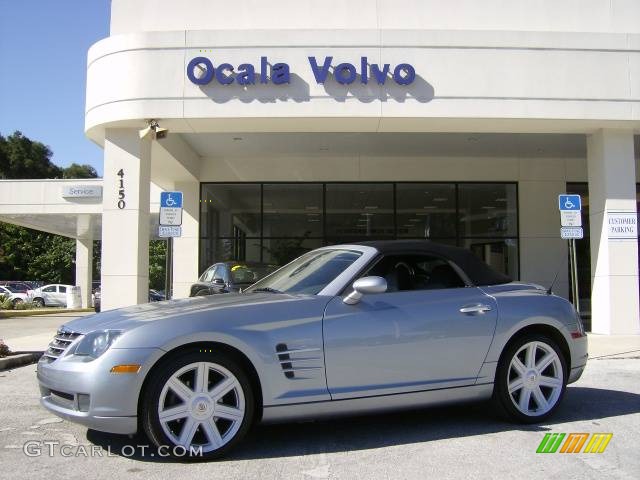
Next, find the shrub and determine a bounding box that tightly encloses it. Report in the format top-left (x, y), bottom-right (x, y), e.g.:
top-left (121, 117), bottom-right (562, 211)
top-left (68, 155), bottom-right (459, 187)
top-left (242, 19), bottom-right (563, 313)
top-left (0, 339), bottom-right (10, 358)
top-left (0, 295), bottom-right (14, 310)
top-left (14, 301), bottom-right (38, 310)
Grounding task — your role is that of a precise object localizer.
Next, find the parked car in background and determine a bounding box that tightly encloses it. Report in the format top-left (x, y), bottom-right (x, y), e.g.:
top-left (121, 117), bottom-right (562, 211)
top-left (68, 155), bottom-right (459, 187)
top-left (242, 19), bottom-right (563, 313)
top-left (37, 240), bottom-right (588, 460)
top-left (149, 289), bottom-right (165, 302)
top-left (0, 285), bottom-right (32, 306)
top-left (190, 261), bottom-right (278, 297)
top-left (0, 281), bottom-right (33, 294)
top-left (31, 284), bottom-right (74, 307)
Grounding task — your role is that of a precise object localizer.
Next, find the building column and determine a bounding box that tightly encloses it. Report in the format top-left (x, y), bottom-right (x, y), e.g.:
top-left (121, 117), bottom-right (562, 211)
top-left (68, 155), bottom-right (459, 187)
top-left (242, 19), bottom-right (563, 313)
top-left (172, 180), bottom-right (200, 298)
top-left (587, 129), bottom-right (639, 334)
top-left (75, 215), bottom-right (93, 308)
top-left (101, 129), bottom-right (151, 310)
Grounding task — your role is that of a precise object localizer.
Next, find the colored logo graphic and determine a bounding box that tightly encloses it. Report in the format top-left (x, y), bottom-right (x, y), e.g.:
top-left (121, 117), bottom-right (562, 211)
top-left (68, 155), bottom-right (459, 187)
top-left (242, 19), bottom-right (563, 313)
top-left (536, 433), bottom-right (613, 454)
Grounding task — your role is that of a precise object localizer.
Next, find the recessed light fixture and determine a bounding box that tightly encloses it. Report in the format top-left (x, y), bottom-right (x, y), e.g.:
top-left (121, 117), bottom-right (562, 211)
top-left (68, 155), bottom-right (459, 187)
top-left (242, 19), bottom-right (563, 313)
top-left (305, 206), bottom-right (319, 210)
top-left (423, 206), bottom-right (437, 210)
top-left (409, 218), bottom-right (421, 222)
top-left (495, 198), bottom-right (507, 202)
top-left (433, 198), bottom-right (447, 202)
top-left (233, 137), bottom-right (243, 141)
top-left (319, 147), bottom-right (329, 151)
top-left (481, 206), bottom-right (496, 210)
top-left (364, 206), bottom-right (378, 210)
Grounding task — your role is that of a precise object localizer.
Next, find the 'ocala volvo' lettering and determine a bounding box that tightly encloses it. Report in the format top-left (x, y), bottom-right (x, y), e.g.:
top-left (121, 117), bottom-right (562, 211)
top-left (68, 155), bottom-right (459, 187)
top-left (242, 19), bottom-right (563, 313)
top-left (186, 55), bottom-right (416, 86)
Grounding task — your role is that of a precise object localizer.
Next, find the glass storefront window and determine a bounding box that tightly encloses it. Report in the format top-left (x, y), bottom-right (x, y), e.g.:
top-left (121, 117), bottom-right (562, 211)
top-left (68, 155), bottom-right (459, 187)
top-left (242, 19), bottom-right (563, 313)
top-left (199, 182), bottom-right (520, 279)
top-left (200, 184), bottom-right (261, 238)
top-left (326, 184), bottom-right (394, 241)
top-left (199, 237), bottom-right (262, 269)
top-left (396, 183), bottom-right (456, 238)
top-left (458, 184), bottom-right (518, 237)
top-left (263, 184), bottom-right (323, 238)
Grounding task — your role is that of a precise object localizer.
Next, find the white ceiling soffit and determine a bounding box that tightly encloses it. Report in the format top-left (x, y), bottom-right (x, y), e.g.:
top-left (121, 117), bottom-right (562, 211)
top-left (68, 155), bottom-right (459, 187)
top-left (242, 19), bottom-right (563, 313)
top-left (181, 132), bottom-right (592, 159)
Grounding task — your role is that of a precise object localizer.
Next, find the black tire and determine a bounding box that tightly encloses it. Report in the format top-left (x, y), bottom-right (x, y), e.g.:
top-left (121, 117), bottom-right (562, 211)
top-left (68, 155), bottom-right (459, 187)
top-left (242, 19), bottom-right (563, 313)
top-left (141, 350), bottom-right (255, 461)
top-left (33, 297), bottom-right (45, 308)
top-left (12, 298), bottom-right (23, 305)
top-left (492, 333), bottom-right (567, 424)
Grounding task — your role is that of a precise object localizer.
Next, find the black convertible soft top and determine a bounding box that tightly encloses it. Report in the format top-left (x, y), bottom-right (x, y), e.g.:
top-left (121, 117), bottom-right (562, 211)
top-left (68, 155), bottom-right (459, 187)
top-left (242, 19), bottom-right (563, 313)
top-left (354, 240), bottom-right (512, 286)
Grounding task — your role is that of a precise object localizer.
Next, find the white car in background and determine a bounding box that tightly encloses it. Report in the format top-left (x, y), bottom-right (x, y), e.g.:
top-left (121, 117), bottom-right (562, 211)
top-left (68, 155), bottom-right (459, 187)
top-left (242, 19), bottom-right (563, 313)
top-left (31, 284), bottom-right (73, 308)
top-left (0, 285), bottom-right (32, 306)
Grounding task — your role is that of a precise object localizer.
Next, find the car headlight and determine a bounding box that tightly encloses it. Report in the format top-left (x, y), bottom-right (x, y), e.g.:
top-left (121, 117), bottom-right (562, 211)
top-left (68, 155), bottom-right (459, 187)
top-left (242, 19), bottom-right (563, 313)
top-left (74, 330), bottom-right (122, 359)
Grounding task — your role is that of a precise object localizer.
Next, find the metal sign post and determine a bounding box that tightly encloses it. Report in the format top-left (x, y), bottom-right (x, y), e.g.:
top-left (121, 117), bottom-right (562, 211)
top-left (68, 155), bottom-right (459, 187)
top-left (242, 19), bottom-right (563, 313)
top-left (159, 191), bottom-right (183, 300)
top-left (558, 194), bottom-right (582, 311)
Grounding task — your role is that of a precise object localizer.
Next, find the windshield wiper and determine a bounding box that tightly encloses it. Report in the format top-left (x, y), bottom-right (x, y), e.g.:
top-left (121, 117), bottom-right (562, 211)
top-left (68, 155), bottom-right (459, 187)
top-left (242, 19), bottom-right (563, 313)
top-left (251, 287), bottom-right (284, 294)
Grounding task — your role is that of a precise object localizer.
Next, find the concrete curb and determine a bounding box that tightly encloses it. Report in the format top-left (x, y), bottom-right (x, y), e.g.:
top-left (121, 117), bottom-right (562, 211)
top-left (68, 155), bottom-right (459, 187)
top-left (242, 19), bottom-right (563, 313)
top-left (0, 352), bottom-right (43, 371)
top-left (0, 308), bottom-right (93, 319)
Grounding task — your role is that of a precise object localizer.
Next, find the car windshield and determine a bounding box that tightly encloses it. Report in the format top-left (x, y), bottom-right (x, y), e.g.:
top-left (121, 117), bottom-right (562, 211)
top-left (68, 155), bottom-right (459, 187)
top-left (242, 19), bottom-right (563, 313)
top-left (229, 264), bottom-right (277, 284)
top-left (244, 249), bottom-right (362, 295)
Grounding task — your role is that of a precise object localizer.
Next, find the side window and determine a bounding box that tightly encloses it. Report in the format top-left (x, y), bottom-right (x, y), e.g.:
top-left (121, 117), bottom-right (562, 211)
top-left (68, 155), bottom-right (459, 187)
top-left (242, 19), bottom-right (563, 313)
top-left (212, 266), bottom-right (226, 282)
top-left (43, 286), bottom-right (56, 293)
top-left (58, 286), bottom-right (67, 293)
top-left (366, 254), bottom-right (465, 292)
top-left (201, 267), bottom-right (215, 282)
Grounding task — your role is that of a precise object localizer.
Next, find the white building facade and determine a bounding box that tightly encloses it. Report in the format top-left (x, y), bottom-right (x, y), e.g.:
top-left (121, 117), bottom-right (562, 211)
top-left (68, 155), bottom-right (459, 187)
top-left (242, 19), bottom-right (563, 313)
top-left (1, 0), bottom-right (639, 334)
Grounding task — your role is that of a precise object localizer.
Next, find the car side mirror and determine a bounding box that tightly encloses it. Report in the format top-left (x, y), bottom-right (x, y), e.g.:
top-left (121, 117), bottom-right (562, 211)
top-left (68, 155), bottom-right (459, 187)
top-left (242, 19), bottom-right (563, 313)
top-left (343, 276), bottom-right (387, 305)
top-left (213, 278), bottom-right (225, 285)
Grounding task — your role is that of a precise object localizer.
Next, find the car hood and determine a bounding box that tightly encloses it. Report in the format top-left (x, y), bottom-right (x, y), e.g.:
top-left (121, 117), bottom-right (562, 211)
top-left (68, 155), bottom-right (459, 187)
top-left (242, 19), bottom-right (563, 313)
top-left (61, 292), bottom-right (321, 334)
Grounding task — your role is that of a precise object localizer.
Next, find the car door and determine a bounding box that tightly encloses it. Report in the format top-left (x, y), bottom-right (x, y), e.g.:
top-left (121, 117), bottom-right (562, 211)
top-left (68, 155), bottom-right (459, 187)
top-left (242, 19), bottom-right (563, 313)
top-left (322, 253), bottom-right (498, 400)
top-left (55, 285), bottom-right (68, 306)
top-left (40, 285), bottom-right (57, 305)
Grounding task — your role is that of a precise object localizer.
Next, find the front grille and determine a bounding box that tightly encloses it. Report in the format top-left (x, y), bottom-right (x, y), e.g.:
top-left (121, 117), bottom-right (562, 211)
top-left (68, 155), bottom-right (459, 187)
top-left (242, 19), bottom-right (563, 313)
top-left (41, 329), bottom-right (82, 363)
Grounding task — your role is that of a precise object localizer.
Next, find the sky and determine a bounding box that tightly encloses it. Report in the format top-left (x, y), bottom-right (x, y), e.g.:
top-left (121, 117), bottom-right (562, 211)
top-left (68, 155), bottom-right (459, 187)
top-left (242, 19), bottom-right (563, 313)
top-left (0, 1), bottom-right (111, 176)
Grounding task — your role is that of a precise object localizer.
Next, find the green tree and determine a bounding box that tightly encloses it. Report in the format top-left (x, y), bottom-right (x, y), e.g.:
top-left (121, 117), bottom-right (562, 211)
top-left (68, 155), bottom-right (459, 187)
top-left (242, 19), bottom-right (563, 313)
top-left (0, 224), bottom-right (74, 283)
top-left (63, 163), bottom-right (99, 179)
top-left (0, 131), bottom-right (62, 179)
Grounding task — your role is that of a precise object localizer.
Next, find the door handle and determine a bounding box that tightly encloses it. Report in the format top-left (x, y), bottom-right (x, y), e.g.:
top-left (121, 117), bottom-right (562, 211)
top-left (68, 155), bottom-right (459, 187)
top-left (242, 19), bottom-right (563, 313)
top-left (459, 304), bottom-right (492, 314)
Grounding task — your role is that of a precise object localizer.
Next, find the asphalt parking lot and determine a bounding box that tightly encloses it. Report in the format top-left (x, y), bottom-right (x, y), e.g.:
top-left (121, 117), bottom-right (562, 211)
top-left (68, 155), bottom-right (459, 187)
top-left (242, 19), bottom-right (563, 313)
top-left (0, 334), bottom-right (638, 480)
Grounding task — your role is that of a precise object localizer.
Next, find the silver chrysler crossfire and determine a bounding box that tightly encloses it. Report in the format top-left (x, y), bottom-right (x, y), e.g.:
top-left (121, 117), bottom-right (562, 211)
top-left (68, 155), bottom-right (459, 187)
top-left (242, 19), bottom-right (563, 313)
top-left (37, 240), bottom-right (588, 460)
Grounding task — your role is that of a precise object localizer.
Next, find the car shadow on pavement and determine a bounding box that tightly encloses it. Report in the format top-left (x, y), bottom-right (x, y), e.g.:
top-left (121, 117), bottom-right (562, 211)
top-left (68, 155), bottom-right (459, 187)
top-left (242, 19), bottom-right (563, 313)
top-left (86, 386), bottom-right (640, 463)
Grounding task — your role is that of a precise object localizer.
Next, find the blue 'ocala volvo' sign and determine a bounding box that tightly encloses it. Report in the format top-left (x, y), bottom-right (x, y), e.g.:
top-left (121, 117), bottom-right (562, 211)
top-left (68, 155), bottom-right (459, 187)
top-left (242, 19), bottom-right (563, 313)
top-left (187, 56), bottom-right (416, 86)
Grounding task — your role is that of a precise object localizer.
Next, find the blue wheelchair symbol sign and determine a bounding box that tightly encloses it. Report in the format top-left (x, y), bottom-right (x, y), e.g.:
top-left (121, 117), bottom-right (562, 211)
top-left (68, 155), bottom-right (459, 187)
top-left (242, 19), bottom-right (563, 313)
top-left (160, 191), bottom-right (183, 209)
top-left (558, 194), bottom-right (581, 211)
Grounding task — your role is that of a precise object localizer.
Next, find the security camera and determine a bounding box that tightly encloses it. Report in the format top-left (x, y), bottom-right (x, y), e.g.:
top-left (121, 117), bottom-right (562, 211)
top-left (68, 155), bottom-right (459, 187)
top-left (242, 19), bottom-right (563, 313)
top-left (154, 127), bottom-right (168, 140)
top-left (138, 120), bottom-right (168, 140)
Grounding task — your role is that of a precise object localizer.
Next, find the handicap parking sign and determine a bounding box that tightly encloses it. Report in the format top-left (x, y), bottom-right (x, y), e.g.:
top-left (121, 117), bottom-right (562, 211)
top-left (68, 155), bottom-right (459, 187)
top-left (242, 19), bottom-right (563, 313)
top-left (160, 191), bottom-right (183, 208)
top-left (558, 194), bottom-right (581, 211)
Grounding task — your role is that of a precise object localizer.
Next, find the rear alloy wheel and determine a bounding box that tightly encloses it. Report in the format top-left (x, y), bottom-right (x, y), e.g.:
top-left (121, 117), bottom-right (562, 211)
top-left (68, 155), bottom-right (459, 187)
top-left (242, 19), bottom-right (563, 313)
top-left (33, 298), bottom-right (45, 308)
top-left (12, 298), bottom-right (23, 306)
top-left (493, 334), bottom-right (567, 423)
top-left (142, 352), bottom-right (255, 460)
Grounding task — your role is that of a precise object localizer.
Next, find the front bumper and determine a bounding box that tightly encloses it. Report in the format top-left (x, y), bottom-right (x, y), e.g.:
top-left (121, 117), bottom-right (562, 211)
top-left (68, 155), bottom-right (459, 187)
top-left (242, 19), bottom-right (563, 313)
top-left (37, 347), bottom-right (164, 435)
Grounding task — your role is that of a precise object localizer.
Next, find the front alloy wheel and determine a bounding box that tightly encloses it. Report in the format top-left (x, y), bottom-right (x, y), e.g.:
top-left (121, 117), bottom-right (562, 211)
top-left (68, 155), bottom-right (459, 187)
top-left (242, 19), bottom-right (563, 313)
top-left (142, 352), bottom-right (255, 460)
top-left (493, 334), bottom-right (567, 423)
